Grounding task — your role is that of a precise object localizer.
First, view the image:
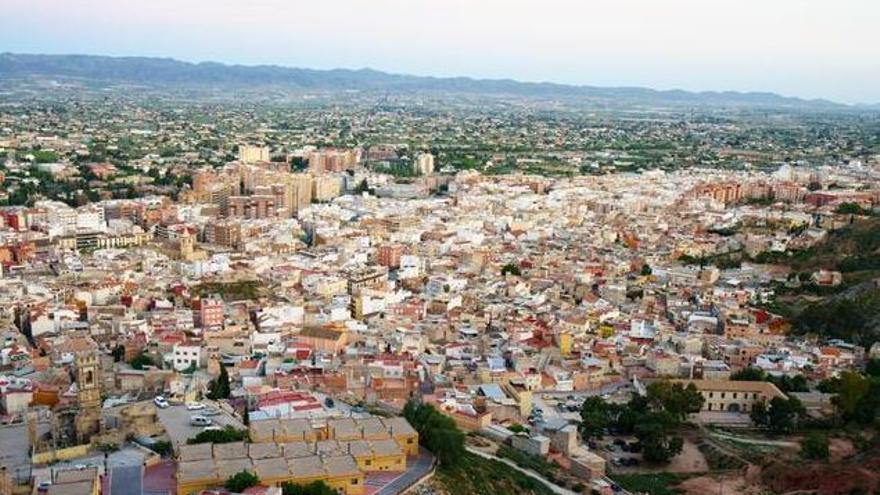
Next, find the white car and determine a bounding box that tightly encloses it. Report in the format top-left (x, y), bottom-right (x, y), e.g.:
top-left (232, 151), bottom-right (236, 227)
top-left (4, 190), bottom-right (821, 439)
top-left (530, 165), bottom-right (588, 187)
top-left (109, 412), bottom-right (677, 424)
top-left (186, 402), bottom-right (205, 411)
top-left (190, 415), bottom-right (212, 427)
top-left (153, 396), bottom-right (169, 409)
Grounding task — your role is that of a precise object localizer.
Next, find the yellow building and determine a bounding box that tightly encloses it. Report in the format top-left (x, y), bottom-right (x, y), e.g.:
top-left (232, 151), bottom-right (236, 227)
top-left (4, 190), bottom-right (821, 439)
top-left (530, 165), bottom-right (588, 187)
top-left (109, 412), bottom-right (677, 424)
top-left (672, 379), bottom-right (786, 415)
top-left (178, 416), bottom-right (419, 495)
top-left (558, 332), bottom-right (573, 357)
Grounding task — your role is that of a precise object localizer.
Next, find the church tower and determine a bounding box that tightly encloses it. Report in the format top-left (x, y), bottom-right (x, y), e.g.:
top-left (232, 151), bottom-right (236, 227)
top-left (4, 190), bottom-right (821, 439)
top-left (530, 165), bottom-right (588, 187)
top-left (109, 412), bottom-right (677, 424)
top-left (179, 231), bottom-right (195, 259)
top-left (74, 352), bottom-right (102, 442)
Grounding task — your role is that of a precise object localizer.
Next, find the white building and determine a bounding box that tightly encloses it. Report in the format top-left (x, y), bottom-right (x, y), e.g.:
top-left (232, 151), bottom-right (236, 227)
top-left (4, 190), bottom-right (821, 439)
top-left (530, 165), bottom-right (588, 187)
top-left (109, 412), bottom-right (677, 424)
top-left (171, 345), bottom-right (201, 371)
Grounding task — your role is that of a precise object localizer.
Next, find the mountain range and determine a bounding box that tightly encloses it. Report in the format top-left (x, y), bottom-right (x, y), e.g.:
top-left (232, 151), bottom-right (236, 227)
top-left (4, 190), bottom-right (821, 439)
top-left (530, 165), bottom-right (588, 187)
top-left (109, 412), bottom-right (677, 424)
top-left (0, 52), bottom-right (865, 109)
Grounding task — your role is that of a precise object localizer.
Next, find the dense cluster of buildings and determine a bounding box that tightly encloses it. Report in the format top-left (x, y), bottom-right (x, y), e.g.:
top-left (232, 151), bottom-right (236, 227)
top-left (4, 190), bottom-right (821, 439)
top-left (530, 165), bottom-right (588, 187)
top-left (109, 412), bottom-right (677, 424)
top-left (0, 117), bottom-right (879, 495)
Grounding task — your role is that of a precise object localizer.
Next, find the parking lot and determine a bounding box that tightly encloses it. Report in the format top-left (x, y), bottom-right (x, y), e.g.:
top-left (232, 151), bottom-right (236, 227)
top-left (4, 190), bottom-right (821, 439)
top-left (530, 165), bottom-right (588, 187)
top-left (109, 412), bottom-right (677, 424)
top-left (155, 403), bottom-right (245, 447)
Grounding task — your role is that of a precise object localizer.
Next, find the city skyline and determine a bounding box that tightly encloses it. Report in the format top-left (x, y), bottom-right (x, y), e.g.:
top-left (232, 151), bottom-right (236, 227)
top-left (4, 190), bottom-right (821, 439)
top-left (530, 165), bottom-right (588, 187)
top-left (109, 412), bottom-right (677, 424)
top-left (2, 0), bottom-right (879, 104)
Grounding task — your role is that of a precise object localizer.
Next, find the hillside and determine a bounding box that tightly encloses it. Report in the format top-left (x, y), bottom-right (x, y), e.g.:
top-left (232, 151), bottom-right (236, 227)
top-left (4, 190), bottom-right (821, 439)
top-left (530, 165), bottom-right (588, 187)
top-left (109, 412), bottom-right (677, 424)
top-left (0, 52), bottom-right (850, 109)
top-left (764, 218), bottom-right (880, 347)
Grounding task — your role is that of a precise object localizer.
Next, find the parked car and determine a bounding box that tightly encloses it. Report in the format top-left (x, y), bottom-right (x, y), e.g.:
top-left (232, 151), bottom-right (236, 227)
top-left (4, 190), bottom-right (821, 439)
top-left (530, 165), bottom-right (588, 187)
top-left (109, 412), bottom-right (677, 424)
top-left (190, 415), bottom-right (212, 426)
top-left (324, 397), bottom-right (335, 408)
top-left (153, 396), bottom-right (169, 409)
top-left (186, 402), bottom-right (205, 411)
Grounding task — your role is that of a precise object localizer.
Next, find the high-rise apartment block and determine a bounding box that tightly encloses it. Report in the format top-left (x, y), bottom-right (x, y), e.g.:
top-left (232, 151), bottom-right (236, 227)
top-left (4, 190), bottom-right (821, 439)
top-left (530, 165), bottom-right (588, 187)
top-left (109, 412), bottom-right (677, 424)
top-left (239, 145), bottom-right (270, 164)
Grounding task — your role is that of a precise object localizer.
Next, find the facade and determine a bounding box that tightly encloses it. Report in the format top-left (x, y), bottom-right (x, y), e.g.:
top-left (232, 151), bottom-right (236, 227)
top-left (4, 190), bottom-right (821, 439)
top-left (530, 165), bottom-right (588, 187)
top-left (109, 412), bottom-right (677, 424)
top-left (200, 297), bottom-right (224, 329)
top-left (674, 379), bottom-right (787, 416)
top-left (172, 345), bottom-right (201, 371)
top-left (74, 351), bottom-right (102, 442)
top-left (239, 145), bottom-right (270, 164)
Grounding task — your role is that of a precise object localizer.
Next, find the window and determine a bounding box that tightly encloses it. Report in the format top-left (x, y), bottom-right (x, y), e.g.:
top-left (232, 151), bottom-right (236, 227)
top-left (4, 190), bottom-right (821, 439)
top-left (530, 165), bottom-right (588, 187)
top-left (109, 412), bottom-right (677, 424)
top-left (733, 393), bottom-right (738, 399)
top-left (708, 403), bottom-right (713, 411)
top-left (721, 392), bottom-right (726, 399)
top-left (709, 392), bottom-right (714, 398)
top-left (352, 479), bottom-right (359, 485)
top-left (407, 438), bottom-right (414, 444)
top-left (365, 460), bottom-right (371, 466)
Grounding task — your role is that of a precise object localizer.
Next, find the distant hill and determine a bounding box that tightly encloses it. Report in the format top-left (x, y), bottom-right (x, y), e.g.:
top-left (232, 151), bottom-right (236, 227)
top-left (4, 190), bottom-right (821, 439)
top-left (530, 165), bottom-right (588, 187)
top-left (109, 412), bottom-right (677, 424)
top-left (0, 52), bottom-right (852, 109)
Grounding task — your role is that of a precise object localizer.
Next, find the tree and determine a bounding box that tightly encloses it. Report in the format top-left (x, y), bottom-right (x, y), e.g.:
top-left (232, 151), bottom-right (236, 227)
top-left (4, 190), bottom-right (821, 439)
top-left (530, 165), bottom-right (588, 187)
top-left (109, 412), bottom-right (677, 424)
top-left (354, 178), bottom-right (369, 194)
top-left (208, 362), bottom-right (231, 399)
top-left (579, 396), bottom-right (611, 440)
top-left (800, 432), bottom-right (830, 461)
top-left (750, 400), bottom-right (769, 427)
top-left (832, 371), bottom-right (870, 421)
top-left (731, 367), bottom-right (766, 381)
top-left (243, 407), bottom-right (250, 427)
top-left (150, 440), bottom-right (173, 457)
top-left (635, 411), bottom-right (683, 463)
top-left (225, 470), bottom-right (259, 493)
top-left (866, 359), bottom-right (880, 378)
top-left (500, 262), bottom-right (521, 277)
top-left (597, 392), bottom-right (685, 464)
top-left (836, 202), bottom-right (865, 215)
top-left (188, 426), bottom-right (248, 445)
top-left (403, 400), bottom-right (465, 467)
top-left (764, 396), bottom-right (805, 434)
top-left (640, 264), bottom-right (652, 276)
top-left (111, 344), bottom-right (126, 362)
top-left (129, 353), bottom-right (154, 370)
top-left (281, 480), bottom-right (336, 495)
top-left (646, 381), bottom-right (704, 422)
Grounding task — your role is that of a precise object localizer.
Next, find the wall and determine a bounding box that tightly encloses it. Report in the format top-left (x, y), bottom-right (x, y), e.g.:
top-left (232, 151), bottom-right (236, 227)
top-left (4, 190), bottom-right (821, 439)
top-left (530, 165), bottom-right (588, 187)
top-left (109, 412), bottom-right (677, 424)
top-left (32, 444), bottom-right (91, 464)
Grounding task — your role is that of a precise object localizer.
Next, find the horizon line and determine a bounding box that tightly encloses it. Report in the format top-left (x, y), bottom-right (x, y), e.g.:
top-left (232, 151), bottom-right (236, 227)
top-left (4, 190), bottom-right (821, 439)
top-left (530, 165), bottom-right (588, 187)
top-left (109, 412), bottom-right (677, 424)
top-left (3, 50), bottom-right (877, 107)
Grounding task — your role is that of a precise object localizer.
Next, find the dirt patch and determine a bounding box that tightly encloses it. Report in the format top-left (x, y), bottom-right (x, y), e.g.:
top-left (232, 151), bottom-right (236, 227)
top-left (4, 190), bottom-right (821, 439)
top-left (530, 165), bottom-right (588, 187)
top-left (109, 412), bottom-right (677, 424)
top-left (761, 455), bottom-right (880, 495)
top-left (828, 437), bottom-right (855, 462)
top-left (666, 439), bottom-right (709, 473)
top-left (679, 473), bottom-right (756, 495)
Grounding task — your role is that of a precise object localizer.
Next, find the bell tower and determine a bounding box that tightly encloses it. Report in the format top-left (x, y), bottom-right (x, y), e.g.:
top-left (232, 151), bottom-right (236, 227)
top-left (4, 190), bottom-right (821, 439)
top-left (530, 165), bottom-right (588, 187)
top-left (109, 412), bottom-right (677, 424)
top-left (75, 352), bottom-right (102, 442)
top-left (179, 231), bottom-right (194, 259)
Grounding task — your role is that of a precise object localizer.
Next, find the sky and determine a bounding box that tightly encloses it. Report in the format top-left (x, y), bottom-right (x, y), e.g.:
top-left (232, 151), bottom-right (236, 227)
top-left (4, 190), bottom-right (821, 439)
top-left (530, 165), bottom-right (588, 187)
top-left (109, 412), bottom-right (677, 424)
top-left (2, 0), bottom-right (879, 104)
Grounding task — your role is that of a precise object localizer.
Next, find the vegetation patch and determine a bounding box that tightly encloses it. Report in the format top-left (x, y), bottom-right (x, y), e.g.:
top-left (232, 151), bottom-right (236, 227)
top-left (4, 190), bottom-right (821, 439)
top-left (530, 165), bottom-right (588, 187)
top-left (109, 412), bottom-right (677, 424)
top-left (609, 473), bottom-right (690, 495)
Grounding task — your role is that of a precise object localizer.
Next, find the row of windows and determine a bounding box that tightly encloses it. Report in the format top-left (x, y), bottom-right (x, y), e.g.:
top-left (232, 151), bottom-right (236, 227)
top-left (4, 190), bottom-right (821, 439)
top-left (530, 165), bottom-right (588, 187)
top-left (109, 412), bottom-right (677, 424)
top-left (707, 403), bottom-right (750, 412)
top-left (706, 391), bottom-right (759, 400)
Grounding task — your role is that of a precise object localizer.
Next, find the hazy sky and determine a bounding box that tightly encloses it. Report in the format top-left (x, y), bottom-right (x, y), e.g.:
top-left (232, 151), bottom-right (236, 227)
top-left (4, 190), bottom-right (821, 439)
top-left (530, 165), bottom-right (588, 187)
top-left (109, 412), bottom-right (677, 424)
top-left (3, 0), bottom-right (879, 103)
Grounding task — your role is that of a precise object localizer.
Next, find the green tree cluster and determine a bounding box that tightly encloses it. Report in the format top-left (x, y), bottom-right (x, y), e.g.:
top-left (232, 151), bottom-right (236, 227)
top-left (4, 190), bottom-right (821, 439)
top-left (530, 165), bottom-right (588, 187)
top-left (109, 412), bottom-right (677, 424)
top-left (578, 381), bottom-right (703, 463)
top-left (128, 352), bottom-right (154, 370)
top-left (187, 426), bottom-right (248, 445)
top-left (225, 470), bottom-right (259, 492)
top-left (750, 396), bottom-right (805, 434)
top-left (501, 262), bottom-right (522, 277)
top-left (818, 370), bottom-right (880, 425)
top-left (402, 400), bottom-right (465, 467)
top-left (800, 432), bottom-right (830, 461)
top-left (207, 362), bottom-right (231, 399)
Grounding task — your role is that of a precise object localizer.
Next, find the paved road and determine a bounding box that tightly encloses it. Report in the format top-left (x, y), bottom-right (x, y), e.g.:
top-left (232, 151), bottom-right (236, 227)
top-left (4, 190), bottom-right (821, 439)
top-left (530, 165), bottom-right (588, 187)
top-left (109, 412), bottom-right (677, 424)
top-left (709, 429), bottom-right (798, 447)
top-left (373, 448), bottom-right (435, 495)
